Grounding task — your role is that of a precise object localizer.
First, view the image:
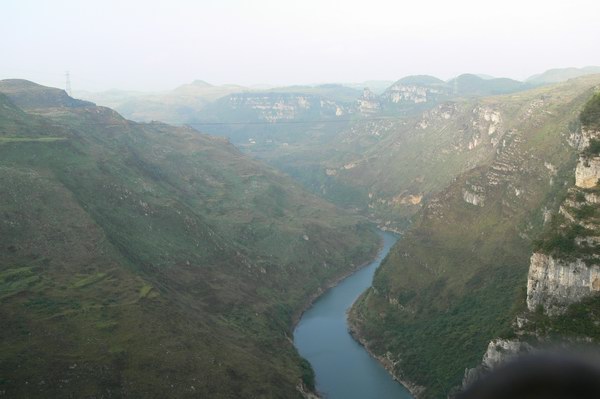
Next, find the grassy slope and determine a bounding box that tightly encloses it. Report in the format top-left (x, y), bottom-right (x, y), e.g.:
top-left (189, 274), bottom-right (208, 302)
top-left (0, 84), bottom-right (379, 398)
top-left (349, 76), bottom-right (600, 398)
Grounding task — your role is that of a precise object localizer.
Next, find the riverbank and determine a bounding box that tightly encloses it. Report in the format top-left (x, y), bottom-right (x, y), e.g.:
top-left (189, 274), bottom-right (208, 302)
top-left (347, 310), bottom-right (425, 398)
top-left (290, 233), bottom-right (384, 330)
top-left (290, 232), bottom-right (383, 399)
top-left (294, 230), bottom-right (412, 399)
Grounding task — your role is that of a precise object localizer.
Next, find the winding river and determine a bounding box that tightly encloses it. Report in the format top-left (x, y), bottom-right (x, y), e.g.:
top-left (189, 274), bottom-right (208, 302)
top-left (294, 231), bottom-right (413, 398)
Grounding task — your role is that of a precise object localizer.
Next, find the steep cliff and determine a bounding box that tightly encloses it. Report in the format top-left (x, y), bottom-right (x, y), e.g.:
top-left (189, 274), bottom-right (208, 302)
top-left (349, 77), bottom-right (600, 398)
top-left (528, 121), bottom-right (600, 315)
top-left (462, 92), bottom-right (600, 394)
top-left (527, 254), bottom-right (600, 314)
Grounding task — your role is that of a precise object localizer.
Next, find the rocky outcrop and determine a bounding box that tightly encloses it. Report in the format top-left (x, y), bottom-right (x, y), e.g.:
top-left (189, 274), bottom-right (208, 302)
top-left (575, 156), bottom-right (600, 188)
top-left (526, 253), bottom-right (600, 314)
top-left (463, 186), bottom-right (485, 206)
top-left (296, 382), bottom-right (320, 399)
top-left (381, 83), bottom-right (443, 105)
top-left (357, 88), bottom-right (381, 114)
top-left (226, 93), bottom-right (348, 122)
top-left (463, 339), bottom-right (532, 389)
top-left (569, 127), bottom-right (600, 151)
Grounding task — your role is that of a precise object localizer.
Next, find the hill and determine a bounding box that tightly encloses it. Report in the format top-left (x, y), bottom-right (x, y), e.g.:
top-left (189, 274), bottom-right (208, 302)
top-left (0, 80), bottom-right (379, 398)
top-left (0, 79), bottom-right (94, 109)
top-left (447, 74), bottom-right (532, 97)
top-left (80, 80), bottom-right (248, 123)
top-left (527, 66), bottom-right (600, 85)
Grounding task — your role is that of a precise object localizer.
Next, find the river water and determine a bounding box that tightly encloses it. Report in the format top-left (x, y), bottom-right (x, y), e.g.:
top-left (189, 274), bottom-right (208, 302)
top-left (294, 231), bottom-right (413, 399)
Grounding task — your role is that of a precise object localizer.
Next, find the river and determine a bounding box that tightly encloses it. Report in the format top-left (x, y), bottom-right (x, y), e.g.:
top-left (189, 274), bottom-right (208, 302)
top-left (294, 231), bottom-right (413, 399)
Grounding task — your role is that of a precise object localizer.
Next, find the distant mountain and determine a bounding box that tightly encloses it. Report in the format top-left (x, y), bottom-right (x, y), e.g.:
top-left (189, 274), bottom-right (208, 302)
top-left (267, 83), bottom-right (363, 103)
top-left (169, 79), bottom-right (245, 96)
top-left (378, 75), bottom-right (450, 113)
top-left (374, 74), bottom-right (531, 114)
top-left (0, 79), bottom-right (378, 398)
top-left (342, 80), bottom-right (396, 94)
top-left (79, 80), bottom-right (248, 122)
top-left (527, 66), bottom-right (600, 84)
top-left (474, 73), bottom-right (497, 80)
top-left (396, 75), bottom-right (445, 86)
top-left (78, 73), bottom-right (538, 132)
top-left (447, 73), bottom-right (531, 96)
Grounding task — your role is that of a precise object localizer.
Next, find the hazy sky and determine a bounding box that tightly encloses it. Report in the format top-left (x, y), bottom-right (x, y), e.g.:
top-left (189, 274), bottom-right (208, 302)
top-left (2, 0), bottom-right (600, 91)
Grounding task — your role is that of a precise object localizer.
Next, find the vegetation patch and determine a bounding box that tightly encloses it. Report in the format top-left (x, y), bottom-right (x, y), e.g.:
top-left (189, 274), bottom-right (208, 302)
top-left (523, 296), bottom-right (600, 341)
top-left (0, 267), bottom-right (41, 299)
top-left (95, 320), bottom-right (118, 331)
top-left (138, 283), bottom-right (154, 299)
top-left (580, 92), bottom-right (600, 129)
top-left (72, 272), bottom-right (107, 288)
top-left (583, 139), bottom-right (600, 158)
top-left (0, 136), bottom-right (66, 144)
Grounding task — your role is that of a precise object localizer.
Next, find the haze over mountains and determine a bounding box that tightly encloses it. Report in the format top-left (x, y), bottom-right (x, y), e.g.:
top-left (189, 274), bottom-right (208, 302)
top-left (78, 66), bottom-right (600, 233)
top-left (1, 63), bottom-right (599, 399)
top-left (79, 67), bottom-right (600, 126)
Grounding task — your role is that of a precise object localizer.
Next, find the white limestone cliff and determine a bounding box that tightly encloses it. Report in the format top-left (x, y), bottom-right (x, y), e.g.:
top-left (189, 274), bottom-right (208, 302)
top-left (526, 253), bottom-right (600, 315)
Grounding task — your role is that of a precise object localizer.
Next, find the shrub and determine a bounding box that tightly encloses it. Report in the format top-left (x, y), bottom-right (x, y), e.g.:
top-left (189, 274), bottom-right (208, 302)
top-left (580, 93), bottom-right (600, 129)
top-left (583, 139), bottom-right (600, 157)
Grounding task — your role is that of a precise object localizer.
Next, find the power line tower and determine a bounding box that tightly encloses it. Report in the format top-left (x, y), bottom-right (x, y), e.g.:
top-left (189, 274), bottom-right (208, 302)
top-left (65, 71), bottom-right (72, 97)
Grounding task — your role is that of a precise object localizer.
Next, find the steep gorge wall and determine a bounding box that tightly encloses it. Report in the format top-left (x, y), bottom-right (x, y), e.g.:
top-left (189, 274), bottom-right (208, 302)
top-left (526, 127), bottom-right (600, 315)
top-left (527, 253), bottom-right (600, 314)
top-left (462, 100), bottom-right (600, 395)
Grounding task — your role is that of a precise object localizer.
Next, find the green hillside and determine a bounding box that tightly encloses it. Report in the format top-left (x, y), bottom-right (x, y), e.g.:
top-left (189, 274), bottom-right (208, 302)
top-left (0, 80), bottom-right (379, 398)
top-left (348, 76), bottom-right (600, 398)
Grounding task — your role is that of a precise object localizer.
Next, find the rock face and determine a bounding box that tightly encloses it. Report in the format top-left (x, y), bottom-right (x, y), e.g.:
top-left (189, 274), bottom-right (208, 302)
top-left (226, 93), bottom-right (348, 122)
top-left (575, 156), bottom-right (600, 188)
top-left (526, 127), bottom-right (600, 315)
top-left (357, 88), bottom-right (381, 114)
top-left (381, 83), bottom-right (443, 105)
top-left (570, 128), bottom-right (600, 151)
top-left (481, 338), bottom-right (531, 369)
top-left (462, 339), bottom-right (531, 389)
top-left (462, 187), bottom-right (485, 206)
top-left (526, 253), bottom-right (600, 314)
top-left (525, 126), bottom-right (600, 315)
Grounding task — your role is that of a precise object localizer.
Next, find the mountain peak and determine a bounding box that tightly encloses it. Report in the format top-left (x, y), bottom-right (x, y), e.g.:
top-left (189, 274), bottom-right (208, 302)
top-left (190, 79), bottom-right (212, 87)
